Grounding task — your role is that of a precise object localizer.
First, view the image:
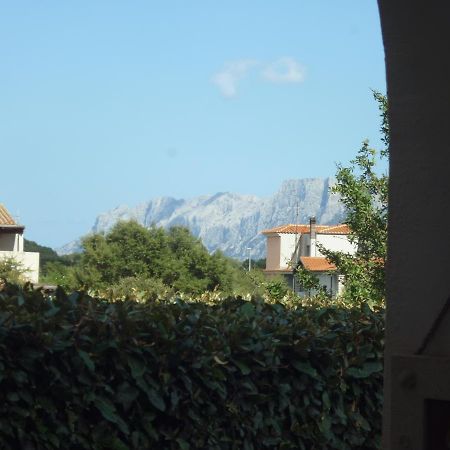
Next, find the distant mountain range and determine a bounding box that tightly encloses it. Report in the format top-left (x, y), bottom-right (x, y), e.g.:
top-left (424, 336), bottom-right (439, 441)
top-left (57, 178), bottom-right (345, 260)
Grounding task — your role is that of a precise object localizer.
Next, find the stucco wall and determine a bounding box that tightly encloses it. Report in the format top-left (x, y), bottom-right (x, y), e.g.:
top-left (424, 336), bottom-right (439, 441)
top-left (298, 233), bottom-right (355, 257)
top-left (265, 235), bottom-right (281, 270)
top-left (316, 234), bottom-right (357, 256)
top-left (0, 251), bottom-right (40, 283)
top-left (280, 234), bottom-right (297, 269)
top-left (17, 234), bottom-right (23, 252)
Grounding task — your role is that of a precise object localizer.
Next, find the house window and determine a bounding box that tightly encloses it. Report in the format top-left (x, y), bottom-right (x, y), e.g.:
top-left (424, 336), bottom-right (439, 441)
top-left (306, 245), bottom-right (310, 256)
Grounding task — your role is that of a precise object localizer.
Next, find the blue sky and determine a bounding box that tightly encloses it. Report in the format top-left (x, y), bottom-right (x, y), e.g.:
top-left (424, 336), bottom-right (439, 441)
top-left (0, 1), bottom-right (386, 248)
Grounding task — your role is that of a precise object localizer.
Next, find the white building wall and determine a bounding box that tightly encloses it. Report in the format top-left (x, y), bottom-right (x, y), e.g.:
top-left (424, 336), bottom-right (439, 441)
top-left (279, 234), bottom-right (297, 269)
top-left (16, 234), bottom-right (24, 252)
top-left (316, 234), bottom-right (357, 256)
top-left (264, 230), bottom-right (355, 298)
top-left (310, 234), bottom-right (317, 256)
top-left (337, 275), bottom-right (346, 295)
top-left (0, 251), bottom-right (40, 283)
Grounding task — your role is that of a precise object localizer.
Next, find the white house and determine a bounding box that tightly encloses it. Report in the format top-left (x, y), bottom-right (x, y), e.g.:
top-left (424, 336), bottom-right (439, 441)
top-left (0, 204), bottom-right (40, 283)
top-left (262, 217), bottom-right (357, 297)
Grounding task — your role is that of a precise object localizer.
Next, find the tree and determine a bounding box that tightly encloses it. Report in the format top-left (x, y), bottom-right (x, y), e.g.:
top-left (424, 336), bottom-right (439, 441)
top-left (317, 91), bottom-right (388, 303)
top-left (72, 221), bottom-right (236, 296)
top-left (295, 267), bottom-right (330, 299)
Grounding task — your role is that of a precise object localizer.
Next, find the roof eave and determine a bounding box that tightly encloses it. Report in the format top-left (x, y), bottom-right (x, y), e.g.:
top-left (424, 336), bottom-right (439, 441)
top-left (0, 225), bottom-right (25, 233)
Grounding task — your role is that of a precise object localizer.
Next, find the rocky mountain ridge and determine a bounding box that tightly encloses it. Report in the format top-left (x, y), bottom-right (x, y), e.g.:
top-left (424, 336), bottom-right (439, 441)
top-left (57, 178), bottom-right (345, 259)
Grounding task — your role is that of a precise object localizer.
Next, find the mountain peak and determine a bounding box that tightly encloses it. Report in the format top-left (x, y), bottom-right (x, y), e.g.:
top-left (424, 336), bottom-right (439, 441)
top-left (57, 178), bottom-right (344, 259)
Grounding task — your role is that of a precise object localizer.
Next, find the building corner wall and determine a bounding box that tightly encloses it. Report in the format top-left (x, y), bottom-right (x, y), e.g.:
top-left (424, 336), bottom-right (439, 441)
top-left (0, 251), bottom-right (40, 283)
top-left (265, 235), bottom-right (281, 270)
top-left (378, 1), bottom-right (450, 447)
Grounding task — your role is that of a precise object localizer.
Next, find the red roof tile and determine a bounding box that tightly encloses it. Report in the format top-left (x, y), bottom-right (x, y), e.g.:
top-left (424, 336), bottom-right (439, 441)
top-left (299, 256), bottom-right (337, 272)
top-left (261, 223), bottom-right (350, 235)
top-left (261, 224), bottom-right (310, 234)
top-left (318, 224), bottom-right (351, 235)
top-left (0, 204), bottom-right (17, 226)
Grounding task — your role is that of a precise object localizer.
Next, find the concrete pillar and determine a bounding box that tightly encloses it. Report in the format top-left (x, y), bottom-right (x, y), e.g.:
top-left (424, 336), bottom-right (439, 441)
top-left (17, 234), bottom-right (24, 252)
top-left (378, 1), bottom-right (450, 448)
top-left (309, 217), bottom-right (317, 256)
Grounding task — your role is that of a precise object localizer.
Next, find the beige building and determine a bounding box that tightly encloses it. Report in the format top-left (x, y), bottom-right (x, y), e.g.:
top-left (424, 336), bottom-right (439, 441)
top-left (262, 217), bottom-right (356, 296)
top-left (0, 204), bottom-right (40, 283)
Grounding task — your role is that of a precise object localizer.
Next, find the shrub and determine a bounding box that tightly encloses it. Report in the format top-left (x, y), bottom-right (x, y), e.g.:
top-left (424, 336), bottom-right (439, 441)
top-left (0, 284), bottom-right (384, 449)
top-left (0, 257), bottom-right (29, 285)
top-left (99, 275), bottom-right (173, 302)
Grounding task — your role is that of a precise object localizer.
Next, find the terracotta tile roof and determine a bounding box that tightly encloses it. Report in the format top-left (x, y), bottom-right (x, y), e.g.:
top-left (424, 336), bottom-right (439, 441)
top-left (299, 256), bottom-right (337, 272)
top-left (0, 204), bottom-right (17, 226)
top-left (261, 224), bottom-right (311, 234)
top-left (261, 223), bottom-right (350, 235)
top-left (319, 224), bottom-right (351, 235)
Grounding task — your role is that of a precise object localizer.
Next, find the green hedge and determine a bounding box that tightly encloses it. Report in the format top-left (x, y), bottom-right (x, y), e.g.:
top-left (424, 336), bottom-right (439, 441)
top-left (0, 284), bottom-right (384, 449)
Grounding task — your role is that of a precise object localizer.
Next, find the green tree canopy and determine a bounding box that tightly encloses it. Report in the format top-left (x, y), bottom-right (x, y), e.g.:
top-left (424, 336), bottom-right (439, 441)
top-left (75, 221), bottom-right (235, 295)
top-left (321, 91), bottom-right (388, 303)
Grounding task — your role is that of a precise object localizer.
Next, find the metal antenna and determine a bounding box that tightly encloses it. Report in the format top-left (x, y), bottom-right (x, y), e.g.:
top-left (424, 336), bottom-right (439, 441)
top-left (292, 189), bottom-right (301, 291)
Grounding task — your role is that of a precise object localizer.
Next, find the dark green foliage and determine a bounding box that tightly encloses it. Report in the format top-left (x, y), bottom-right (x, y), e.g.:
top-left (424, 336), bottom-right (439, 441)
top-left (320, 92), bottom-right (388, 304)
top-left (0, 283), bottom-right (384, 449)
top-left (263, 278), bottom-right (289, 301)
top-left (295, 267), bottom-right (322, 292)
top-left (295, 267), bottom-right (332, 300)
top-left (31, 222), bottom-right (261, 296)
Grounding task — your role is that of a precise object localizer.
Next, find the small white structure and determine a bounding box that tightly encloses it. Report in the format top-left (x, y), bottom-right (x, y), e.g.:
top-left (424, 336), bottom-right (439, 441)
top-left (262, 217), bottom-right (356, 297)
top-left (0, 204), bottom-right (40, 283)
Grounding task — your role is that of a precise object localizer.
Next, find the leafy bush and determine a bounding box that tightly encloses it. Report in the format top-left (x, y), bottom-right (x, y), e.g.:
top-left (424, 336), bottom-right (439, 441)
top-left (0, 284), bottom-right (384, 449)
top-left (100, 275), bottom-right (173, 302)
top-left (264, 278), bottom-right (289, 301)
top-left (0, 257), bottom-right (29, 285)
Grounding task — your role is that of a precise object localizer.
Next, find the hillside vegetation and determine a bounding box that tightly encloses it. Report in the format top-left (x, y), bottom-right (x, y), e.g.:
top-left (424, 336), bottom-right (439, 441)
top-left (38, 222), bottom-right (270, 300)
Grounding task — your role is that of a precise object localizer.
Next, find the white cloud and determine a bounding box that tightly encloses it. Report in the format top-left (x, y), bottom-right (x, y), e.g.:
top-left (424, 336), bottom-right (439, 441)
top-left (262, 57), bottom-right (305, 83)
top-left (212, 59), bottom-right (258, 97)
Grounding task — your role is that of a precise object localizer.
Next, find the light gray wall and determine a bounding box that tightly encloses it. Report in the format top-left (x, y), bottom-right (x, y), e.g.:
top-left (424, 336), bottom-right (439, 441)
top-left (378, 1), bottom-right (450, 447)
top-left (0, 233), bottom-right (17, 251)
